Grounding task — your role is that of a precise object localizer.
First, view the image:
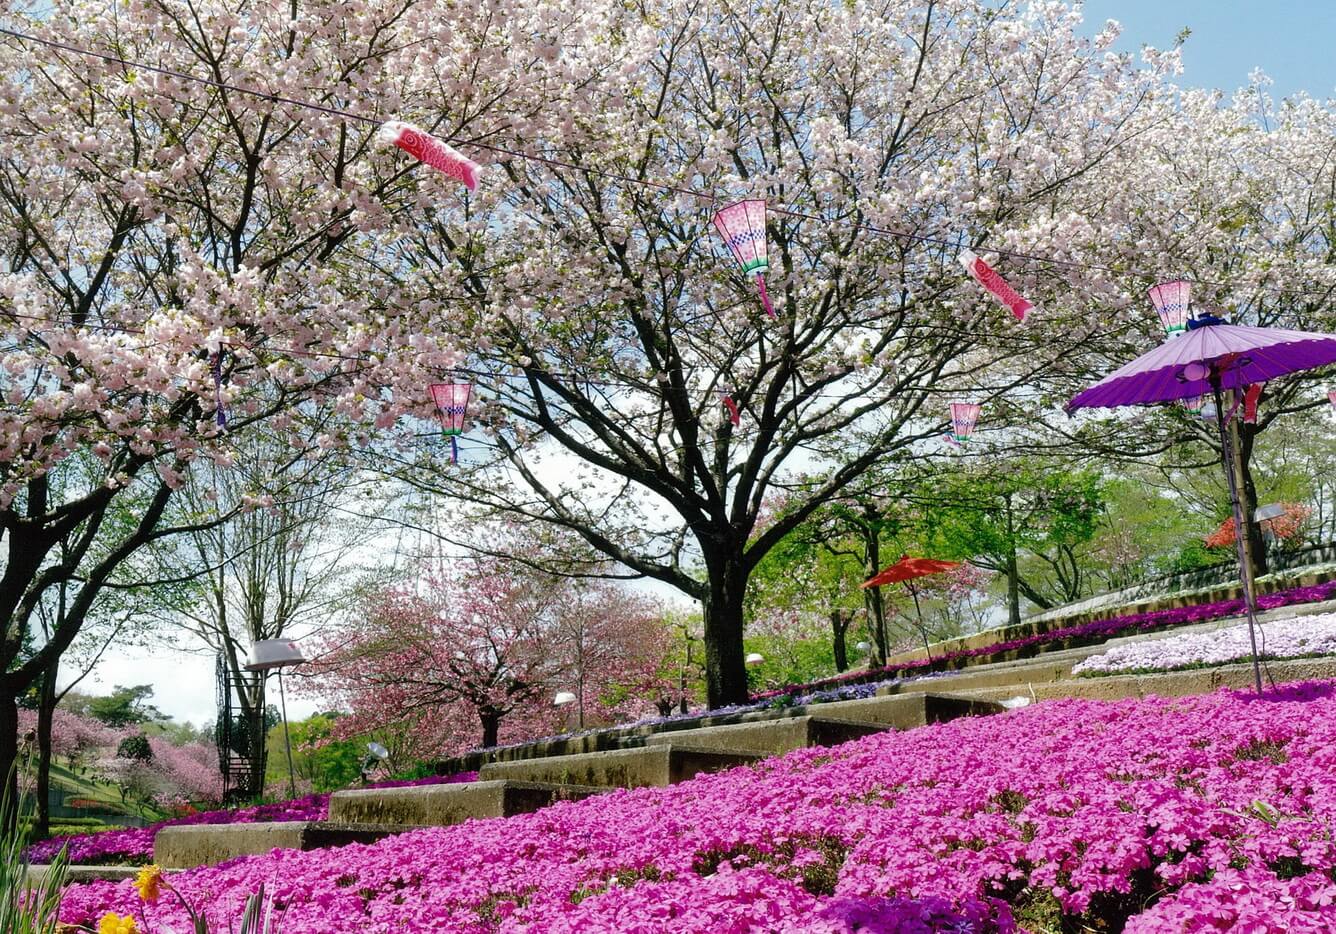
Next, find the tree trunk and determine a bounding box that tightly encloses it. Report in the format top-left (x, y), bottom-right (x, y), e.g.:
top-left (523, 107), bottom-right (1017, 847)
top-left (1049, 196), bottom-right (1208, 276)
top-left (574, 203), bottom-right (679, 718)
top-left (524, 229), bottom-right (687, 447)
top-left (863, 532), bottom-right (887, 666)
top-left (1237, 425), bottom-right (1269, 578)
top-left (1003, 494), bottom-right (1022, 628)
top-left (0, 694), bottom-right (18, 834)
top-left (830, 610), bottom-right (850, 672)
top-left (480, 708), bottom-right (502, 748)
top-left (702, 555), bottom-right (748, 708)
top-left (36, 659), bottom-right (58, 838)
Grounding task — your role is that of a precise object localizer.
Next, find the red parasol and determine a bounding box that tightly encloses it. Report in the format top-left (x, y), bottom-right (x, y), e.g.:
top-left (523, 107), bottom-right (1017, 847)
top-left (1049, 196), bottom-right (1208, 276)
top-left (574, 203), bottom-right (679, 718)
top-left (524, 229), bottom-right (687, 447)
top-left (860, 555), bottom-right (961, 589)
top-left (859, 554), bottom-right (961, 662)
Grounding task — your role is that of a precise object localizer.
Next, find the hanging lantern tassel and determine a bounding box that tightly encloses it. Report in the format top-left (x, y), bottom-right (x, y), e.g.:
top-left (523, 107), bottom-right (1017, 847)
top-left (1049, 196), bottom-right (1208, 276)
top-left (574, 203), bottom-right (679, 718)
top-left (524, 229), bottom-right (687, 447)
top-left (754, 274), bottom-right (775, 319)
top-left (379, 121), bottom-right (481, 191)
top-left (1242, 384), bottom-right (1262, 425)
top-left (713, 199), bottom-right (776, 319)
top-left (450, 436), bottom-right (459, 464)
top-left (212, 347), bottom-right (227, 429)
top-left (1328, 389), bottom-right (1336, 410)
top-left (958, 249), bottom-right (1033, 322)
top-left (721, 393), bottom-right (741, 427)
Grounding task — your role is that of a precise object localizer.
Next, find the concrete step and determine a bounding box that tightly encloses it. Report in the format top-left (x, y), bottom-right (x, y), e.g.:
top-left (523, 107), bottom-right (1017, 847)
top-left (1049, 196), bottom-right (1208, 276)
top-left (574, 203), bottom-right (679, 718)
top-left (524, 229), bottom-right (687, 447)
top-left (154, 820), bottom-right (406, 869)
top-left (477, 744), bottom-right (762, 789)
top-left (328, 780), bottom-right (603, 827)
top-left (938, 656), bottom-right (1336, 704)
top-left (889, 661), bottom-right (1078, 696)
top-left (816, 691), bottom-right (1004, 727)
top-left (643, 715), bottom-right (886, 755)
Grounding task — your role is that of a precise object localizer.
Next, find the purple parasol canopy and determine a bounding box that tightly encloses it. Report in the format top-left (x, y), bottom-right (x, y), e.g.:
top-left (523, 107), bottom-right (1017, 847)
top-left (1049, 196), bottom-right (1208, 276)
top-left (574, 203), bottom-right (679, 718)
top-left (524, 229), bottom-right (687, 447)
top-left (1067, 322), bottom-right (1336, 410)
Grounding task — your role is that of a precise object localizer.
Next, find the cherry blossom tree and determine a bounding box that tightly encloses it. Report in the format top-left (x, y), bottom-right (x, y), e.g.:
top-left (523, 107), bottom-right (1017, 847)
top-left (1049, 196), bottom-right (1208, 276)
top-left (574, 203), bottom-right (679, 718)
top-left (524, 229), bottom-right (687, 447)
top-left (303, 560), bottom-right (673, 757)
top-left (1030, 76), bottom-right (1336, 577)
top-left (0, 0), bottom-right (600, 800)
top-left (551, 582), bottom-right (676, 728)
top-left (379, 1), bottom-right (1180, 706)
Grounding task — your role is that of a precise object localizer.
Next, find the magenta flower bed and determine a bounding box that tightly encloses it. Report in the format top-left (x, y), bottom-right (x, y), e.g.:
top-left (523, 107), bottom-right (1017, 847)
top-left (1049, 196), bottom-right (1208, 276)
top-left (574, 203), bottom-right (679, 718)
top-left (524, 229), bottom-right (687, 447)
top-left (28, 772), bottom-right (476, 866)
top-left (59, 682), bottom-right (1336, 931)
top-left (754, 579), bottom-right (1336, 701)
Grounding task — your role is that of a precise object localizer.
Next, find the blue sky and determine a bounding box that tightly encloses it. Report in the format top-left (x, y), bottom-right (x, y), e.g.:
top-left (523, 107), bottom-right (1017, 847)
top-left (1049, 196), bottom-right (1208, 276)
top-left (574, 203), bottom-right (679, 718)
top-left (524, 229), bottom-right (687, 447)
top-left (1079, 1), bottom-right (1336, 101)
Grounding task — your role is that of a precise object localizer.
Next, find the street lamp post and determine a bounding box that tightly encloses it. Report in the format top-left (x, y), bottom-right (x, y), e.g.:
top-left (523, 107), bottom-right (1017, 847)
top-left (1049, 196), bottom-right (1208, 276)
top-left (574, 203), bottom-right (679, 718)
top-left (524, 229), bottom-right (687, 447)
top-left (244, 639), bottom-right (306, 799)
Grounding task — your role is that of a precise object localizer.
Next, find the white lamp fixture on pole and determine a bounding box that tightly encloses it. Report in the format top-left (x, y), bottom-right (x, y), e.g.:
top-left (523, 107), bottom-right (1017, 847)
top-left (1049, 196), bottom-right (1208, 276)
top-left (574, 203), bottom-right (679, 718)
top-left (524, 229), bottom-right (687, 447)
top-left (744, 652), bottom-right (765, 667)
top-left (1255, 503), bottom-right (1287, 545)
top-left (244, 639), bottom-right (305, 799)
top-left (553, 690), bottom-right (578, 733)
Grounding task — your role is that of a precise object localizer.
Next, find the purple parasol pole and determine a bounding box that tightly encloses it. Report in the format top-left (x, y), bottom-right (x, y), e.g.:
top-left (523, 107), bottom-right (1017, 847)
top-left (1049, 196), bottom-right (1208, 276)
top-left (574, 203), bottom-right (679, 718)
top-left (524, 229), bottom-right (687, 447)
top-left (1210, 374), bottom-right (1265, 695)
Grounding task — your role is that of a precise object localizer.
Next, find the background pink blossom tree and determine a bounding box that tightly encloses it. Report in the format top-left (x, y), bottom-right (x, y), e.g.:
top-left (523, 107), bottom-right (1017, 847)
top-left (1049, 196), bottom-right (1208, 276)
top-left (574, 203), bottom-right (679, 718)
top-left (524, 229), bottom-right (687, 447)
top-left (302, 560), bottom-right (673, 759)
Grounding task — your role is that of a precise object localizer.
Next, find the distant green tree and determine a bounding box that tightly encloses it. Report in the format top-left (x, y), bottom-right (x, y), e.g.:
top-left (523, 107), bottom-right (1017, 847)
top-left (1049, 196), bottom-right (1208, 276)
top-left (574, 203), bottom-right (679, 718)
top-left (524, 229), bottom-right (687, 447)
top-left (919, 463), bottom-right (1105, 626)
top-left (266, 714), bottom-right (363, 792)
top-left (115, 733), bottom-right (153, 762)
top-left (88, 685), bottom-right (163, 729)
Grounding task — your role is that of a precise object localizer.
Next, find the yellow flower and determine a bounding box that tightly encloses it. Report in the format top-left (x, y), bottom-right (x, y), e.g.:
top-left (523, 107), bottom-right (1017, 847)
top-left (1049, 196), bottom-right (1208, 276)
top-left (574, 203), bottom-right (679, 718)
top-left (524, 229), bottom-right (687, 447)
top-left (98, 913), bottom-right (139, 934)
top-left (134, 864), bottom-right (163, 903)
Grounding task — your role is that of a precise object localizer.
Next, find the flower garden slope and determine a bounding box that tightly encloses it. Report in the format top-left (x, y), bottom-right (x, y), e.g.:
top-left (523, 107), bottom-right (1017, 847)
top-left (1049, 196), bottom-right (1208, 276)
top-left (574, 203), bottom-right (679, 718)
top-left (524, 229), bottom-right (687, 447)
top-left (59, 682), bottom-right (1336, 932)
top-left (1073, 612), bottom-right (1336, 676)
top-left (752, 578), bottom-right (1336, 702)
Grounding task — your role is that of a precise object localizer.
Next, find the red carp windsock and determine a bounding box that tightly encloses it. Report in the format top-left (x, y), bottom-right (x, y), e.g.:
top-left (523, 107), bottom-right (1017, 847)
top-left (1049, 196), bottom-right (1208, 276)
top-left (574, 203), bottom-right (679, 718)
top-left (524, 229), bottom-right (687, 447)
top-left (379, 121), bottom-right (481, 191)
top-left (958, 249), bottom-right (1032, 322)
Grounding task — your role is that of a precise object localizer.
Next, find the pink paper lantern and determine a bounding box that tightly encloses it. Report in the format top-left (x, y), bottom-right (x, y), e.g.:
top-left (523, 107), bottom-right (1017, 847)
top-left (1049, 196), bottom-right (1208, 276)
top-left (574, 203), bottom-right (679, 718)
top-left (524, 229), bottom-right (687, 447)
top-left (429, 382), bottom-right (472, 463)
top-left (1148, 280), bottom-right (1192, 336)
top-left (713, 199), bottom-right (775, 318)
top-left (947, 402), bottom-right (981, 445)
top-left (1328, 389), bottom-right (1336, 409)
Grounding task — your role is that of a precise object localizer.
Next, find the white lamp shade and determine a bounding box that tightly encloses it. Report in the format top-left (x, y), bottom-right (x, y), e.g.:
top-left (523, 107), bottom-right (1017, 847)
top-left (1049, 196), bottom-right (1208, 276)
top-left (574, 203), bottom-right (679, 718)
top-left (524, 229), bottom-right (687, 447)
top-left (553, 691), bottom-right (577, 707)
top-left (745, 652), bottom-right (765, 666)
top-left (245, 639), bottom-right (305, 671)
top-left (854, 641), bottom-right (872, 652)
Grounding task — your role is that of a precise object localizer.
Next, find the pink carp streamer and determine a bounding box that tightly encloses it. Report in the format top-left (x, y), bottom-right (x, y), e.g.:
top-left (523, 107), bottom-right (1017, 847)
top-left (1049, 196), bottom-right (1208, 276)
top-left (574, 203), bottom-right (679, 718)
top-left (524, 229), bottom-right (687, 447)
top-left (958, 249), bottom-right (1033, 322)
top-left (211, 348), bottom-right (226, 428)
top-left (379, 121), bottom-right (481, 191)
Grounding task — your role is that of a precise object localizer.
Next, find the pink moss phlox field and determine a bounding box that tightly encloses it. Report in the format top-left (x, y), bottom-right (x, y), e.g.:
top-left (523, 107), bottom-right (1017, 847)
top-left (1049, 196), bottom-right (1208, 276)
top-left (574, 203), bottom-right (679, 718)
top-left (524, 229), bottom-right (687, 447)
top-left (27, 773), bottom-right (475, 865)
top-left (58, 682), bottom-right (1336, 931)
top-left (753, 579), bottom-right (1336, 701)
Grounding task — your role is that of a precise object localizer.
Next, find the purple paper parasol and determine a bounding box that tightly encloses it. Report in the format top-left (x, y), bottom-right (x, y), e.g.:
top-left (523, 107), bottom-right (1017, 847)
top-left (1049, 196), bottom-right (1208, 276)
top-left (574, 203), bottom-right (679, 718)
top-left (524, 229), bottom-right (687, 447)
top-left (1068, 322), bottom-right (1336, 410)
top-left (1069, 316), bottom-right (1336, 695)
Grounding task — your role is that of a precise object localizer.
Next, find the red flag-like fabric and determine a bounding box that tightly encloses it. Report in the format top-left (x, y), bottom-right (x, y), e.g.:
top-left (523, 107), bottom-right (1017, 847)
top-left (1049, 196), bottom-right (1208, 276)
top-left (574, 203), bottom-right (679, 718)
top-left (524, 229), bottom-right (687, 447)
top-left (959, 249), bottom-right (1032, 322)
top-left (1242, 384), bottom-right (1262, 424)
top-left (379, 121), bottom-right (481, 191)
